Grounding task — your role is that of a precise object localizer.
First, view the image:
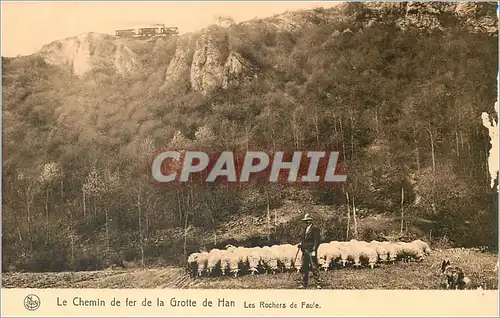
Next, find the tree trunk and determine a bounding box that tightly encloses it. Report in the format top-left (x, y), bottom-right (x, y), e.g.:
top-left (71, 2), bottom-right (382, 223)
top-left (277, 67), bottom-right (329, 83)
top-left (94, 197), bottom-right (97, 218)
top-left (26, 185), bottom-right (32, 251)
top-left (291, 115), bottom-right (300, 150)
top-left (83, 189), bottom-right (86, 217)
top-left (183, 188), bottom-right (189, 258)
top-left (189, 184), bottom-right (195, 217)
top-left (45, 187), bottom-right (49, 221)
top-left (177, 188), bottom-right (182, 226)
top-left (274, 209), bottom-right (277, 233)
top-left (70, 235), bottom-right (75, 265)
top-left (70, 207), bottom-right (75, 264)
top-left (352, 194), bottom-right (358, 239)
top-left (105, 207), bottom-right (110, 252)
top-left (45, 186), bottom-right (49, 244)
top-left (244, 125), bottom-right (249, 152)
top-left (314, 105), bottom-right (320, 147)
top-left (204, 193), bottom-right (218, 247)
top-left (145, 198), bottom-right (150, 238)
top-left (137, 186), bottom-right (145, 267)
top-left (17, 226), bottom-right (23, 248)
top-left (466, 134), bottom-right (471, 156)
top-left (350, 114), bottom-right (355, 160)
top-left (400, 186), bottom-right (404, 234)
top-left (426, 126), bottom-right (436, 173)
top-left (345, 190), bottom-right (350, 240)
top-left (339, 117), bottom-right (348, 166)
top-left (210, 212), bottom-right (217, 246)
top-left (266, 190), bottom-right (271, 241)
top-left (460, 131), bottom-right (465, 154)
top-left (269, 110), bottom-right (277, 151)
top-left (413, 126), bottom-right (420, 172)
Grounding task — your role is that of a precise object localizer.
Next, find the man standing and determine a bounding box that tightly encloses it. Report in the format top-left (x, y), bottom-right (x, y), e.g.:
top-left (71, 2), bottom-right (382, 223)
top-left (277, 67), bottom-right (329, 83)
top-left (297, 213), bottom-right (322, 289)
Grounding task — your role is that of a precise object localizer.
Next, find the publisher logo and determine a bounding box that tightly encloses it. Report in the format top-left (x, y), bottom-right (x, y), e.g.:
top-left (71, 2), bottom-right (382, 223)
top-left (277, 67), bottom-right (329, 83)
top-left (24, 294), bottom-right (41, 311)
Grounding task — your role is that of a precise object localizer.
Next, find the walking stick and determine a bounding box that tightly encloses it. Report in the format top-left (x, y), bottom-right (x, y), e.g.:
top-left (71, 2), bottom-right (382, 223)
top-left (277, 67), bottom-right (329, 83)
top-left (288, 245), bottom-right (301, 280)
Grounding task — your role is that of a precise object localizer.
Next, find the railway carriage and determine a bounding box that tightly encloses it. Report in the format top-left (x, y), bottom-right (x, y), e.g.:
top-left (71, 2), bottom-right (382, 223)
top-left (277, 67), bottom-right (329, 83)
top-left (115, 24), bottom-right (179, 38)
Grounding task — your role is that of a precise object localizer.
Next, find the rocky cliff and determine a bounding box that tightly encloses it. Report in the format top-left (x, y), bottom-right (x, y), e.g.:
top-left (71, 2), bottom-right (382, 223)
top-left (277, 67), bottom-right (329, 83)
top-left (39, 33), bottom-right (139, 76)
top-left (35, 2), bottom-right (497, 93)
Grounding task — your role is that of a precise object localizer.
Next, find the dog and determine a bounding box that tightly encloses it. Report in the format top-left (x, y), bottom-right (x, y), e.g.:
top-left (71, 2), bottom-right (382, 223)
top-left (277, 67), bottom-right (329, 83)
top-left (441, 260), bottom-right (471, 290)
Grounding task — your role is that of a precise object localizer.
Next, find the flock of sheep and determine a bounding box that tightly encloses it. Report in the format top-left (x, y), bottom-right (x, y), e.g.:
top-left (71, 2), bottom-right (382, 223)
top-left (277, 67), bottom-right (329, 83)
top-left (187, 239), bottom-right (432, 278)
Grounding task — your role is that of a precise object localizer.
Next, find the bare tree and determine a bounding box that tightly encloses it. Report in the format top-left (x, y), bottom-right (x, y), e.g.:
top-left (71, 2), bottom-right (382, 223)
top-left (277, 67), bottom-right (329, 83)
top-left (345, 189), bottom-right (350, 240)
top-left (425, 125), bottom-right (436, 174)
top-left (38, 162), bottom-right (62, 245)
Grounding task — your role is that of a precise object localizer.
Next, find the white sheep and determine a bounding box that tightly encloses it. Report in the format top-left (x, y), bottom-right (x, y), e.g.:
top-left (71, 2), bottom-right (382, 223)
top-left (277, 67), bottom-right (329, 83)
top-left (260, 246), bottom-right (279, 274)
top-left (317, 243), bottom-right (331, 269)
top-left (386, 242), bottom-right (404, 261)
top-left (278, 244), bottom-right (298, 271)
top-left (236, 246), bottom-right (249, 264)
top-left (246, 247), bottom-right (262, 275)
top-left (397, 242), bottom-right (424, 262)
top-left (338, 245), bottom-right (352, 267)
top-left (349, 239), bottom-right (360, 245)
top-left (187, 252), bottom-right (200, 277)
top-left (227, 248), bottom-right (246, 277)
top-left (321, 244), bottom-right (341, 271)
top-left (369, 241), bottom-right (389, 263)
top-left (381, 242), bottom-right (399, 262)
top-left (359, 240), bottom-right (369, 247)
top-left (219, 250), bottom-right (231, 275)
top-left (329, 241), bottom-right (341, 248)
top-left (270, 245), bottom-right (284, 273)
top-left (196, 252), bottom-right (209, 276)
top-left (347, 245), bottom-right (363, 268)
top-left (329, 246), bottom-right (342, 268)
top-left (237, 247), bottom-right (250, 273)
top-left (412, 239), bottom-right (432, 255)
top-left (293, 249), bottom-right (303, 272)
top-left (206, 249), bottom-right (222, 275)
top-left (359, 246), bottom-right (379, 268)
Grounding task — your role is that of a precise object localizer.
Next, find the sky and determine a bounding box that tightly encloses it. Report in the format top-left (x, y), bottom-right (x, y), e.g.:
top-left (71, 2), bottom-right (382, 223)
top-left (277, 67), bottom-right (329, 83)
top-left (1, 1), bottom-right (342, 57)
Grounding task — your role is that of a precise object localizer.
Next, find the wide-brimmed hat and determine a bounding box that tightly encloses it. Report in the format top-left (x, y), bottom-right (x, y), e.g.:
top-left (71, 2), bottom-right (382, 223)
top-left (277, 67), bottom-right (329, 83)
top-left (301, 213), bottom-right (314, 221)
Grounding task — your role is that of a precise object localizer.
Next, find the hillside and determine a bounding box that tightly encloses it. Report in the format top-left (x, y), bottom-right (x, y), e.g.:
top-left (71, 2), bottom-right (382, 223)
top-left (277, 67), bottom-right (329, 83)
top-left (2, 2), bottom-right (498, 272)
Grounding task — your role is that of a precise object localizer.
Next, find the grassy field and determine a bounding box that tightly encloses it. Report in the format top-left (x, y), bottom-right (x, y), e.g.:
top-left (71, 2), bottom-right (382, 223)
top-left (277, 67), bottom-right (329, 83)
top-left (2, 248), bottom-right (498, 289)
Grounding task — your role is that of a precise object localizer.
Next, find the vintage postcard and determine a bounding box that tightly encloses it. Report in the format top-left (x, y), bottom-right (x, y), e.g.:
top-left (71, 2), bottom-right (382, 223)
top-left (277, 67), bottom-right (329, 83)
top-left (1, 0), bottom-right (499, 317)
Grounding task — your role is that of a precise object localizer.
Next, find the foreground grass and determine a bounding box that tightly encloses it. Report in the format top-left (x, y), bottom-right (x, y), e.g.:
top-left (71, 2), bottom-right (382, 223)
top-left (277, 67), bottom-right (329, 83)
top-left (2, 249), bottom-right (498, 289)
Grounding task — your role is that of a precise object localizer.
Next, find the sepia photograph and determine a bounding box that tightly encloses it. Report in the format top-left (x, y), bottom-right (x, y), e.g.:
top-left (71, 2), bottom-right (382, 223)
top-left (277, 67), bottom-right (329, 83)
top-left (1, 0), bottom-right (499, 295)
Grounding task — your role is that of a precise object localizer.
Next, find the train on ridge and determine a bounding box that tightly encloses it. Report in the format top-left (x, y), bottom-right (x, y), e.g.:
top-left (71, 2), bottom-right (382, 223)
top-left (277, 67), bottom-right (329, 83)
top-left (115, 24), bottom-right (179, 38)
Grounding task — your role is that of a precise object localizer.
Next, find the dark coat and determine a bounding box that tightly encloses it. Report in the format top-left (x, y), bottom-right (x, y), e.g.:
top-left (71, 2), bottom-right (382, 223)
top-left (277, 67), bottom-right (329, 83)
top-left (300, 224), bottom-right (320, 253)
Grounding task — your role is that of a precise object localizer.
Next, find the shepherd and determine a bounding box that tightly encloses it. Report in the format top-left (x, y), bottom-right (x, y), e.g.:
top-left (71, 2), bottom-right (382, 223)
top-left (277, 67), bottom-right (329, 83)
top-left (297, 213), bottom-right (322, 289)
